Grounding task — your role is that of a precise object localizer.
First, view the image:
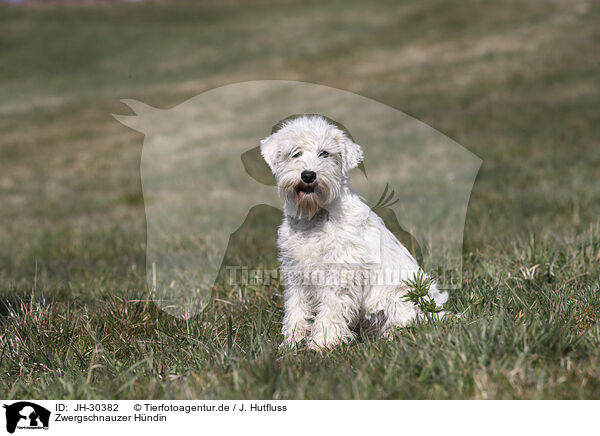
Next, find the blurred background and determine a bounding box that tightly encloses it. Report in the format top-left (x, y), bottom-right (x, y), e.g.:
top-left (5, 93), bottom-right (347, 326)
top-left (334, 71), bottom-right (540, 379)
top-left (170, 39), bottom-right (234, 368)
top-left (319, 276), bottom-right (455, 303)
top-left (2, 0), bottom-right (598, 288)
top-left (0, 0), bottom-right (599, 399)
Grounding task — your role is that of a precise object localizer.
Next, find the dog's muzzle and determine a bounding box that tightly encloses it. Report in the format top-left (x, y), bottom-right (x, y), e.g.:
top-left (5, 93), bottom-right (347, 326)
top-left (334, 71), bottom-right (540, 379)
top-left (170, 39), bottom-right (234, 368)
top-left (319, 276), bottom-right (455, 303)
top-left (296, 181), bottom-right (317, 194)
top-left (297, 170), bottom-right (318, 194)
top-left (301, 170), bottom-right (317, 184)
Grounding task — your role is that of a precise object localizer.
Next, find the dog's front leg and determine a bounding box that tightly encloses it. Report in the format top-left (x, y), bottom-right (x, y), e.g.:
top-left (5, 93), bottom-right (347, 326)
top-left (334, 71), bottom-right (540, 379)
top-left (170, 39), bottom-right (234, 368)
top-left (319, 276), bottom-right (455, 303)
top-left (281, 283), bottom-right (312, 347)
top-left (309, 287), bottom-right (357, 350)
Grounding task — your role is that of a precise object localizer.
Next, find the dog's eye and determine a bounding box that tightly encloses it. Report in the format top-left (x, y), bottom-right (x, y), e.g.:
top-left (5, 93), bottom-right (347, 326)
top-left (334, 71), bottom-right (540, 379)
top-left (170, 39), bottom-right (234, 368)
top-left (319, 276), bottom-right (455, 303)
top-left (318, 150), bottom-right (329, 158)
top-left (292, 151), bottom-right (302, 158)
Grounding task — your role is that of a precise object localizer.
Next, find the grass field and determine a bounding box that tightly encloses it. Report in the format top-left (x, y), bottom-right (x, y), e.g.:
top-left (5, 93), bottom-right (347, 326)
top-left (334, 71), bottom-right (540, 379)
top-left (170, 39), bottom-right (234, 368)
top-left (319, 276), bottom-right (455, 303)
top-left (1, 0), bottom-right (599, 399)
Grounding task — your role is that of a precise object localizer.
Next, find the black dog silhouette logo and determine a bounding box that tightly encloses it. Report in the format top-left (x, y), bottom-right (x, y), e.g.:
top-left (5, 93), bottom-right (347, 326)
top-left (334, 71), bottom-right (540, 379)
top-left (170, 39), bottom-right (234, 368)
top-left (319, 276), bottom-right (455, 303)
top-left (3, 402), bottom-right (50, 434)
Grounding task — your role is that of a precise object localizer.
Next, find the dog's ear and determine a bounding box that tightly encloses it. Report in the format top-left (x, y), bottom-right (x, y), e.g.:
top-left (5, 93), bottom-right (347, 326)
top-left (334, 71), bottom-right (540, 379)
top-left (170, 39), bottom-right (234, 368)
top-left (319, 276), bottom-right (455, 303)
top-left (260, 134), bottom-right (278, 173)
top-left (342, 136), bottom-right (364, 175)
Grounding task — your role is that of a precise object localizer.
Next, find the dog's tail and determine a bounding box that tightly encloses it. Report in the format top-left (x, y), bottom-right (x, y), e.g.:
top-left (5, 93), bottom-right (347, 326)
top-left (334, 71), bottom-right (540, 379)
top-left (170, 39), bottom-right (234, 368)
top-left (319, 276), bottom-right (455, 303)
top-left (427, 280), bottom-right (449, 307)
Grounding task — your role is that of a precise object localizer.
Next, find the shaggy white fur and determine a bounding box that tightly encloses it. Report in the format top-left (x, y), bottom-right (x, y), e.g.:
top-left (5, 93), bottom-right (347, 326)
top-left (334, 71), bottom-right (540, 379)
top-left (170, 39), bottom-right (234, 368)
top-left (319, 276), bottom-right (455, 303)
top-left (261, 115), bottom-right (447, 349)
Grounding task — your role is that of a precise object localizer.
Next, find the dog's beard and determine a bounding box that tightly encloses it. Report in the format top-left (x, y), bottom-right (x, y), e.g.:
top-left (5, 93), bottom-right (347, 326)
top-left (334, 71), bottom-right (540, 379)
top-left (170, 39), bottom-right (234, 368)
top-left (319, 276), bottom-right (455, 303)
top-left (294, 187), bottom-right (322, 220)
top-left (279, 180), bottom-right (331, 220)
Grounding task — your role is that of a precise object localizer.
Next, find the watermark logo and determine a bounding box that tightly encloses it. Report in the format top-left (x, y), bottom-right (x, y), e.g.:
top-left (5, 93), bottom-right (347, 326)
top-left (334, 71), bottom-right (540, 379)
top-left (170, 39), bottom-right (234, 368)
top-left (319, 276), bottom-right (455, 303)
top-left (114, 80), bottom-right (481, 319)
top-left (3, 402), bottom-right (50, 434)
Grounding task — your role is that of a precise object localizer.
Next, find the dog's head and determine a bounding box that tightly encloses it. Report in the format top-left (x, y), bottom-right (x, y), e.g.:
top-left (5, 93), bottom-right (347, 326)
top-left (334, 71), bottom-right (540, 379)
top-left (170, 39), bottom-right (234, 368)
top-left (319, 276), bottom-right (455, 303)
top-left (260, 115), bottom-right (363, 219)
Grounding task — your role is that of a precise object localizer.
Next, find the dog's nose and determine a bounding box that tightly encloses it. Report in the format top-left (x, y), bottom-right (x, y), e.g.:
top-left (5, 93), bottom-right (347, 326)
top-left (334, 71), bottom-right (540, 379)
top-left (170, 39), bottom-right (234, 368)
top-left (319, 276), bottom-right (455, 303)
top-left (301, 170), bottom-right (317, 184)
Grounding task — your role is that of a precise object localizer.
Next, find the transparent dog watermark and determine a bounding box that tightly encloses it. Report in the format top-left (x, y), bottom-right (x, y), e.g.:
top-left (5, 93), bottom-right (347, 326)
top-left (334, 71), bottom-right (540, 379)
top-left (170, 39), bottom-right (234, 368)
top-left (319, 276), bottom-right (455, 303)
top-left (114, 80), bottom-right (481, 319)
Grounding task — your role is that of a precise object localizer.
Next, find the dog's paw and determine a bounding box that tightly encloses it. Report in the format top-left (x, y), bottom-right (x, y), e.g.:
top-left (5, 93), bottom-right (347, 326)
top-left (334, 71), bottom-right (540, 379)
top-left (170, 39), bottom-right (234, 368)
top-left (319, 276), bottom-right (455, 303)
top-left (307, 341), bottom-right (326, 352)
top-left (279, 330), bottom-right (309, 351)
top-left (308, 329), bottom-right (355, 351)
top-left (279, 338), bottom-right (303, 351)
top-left (282, 323), bottom-right (310, 346)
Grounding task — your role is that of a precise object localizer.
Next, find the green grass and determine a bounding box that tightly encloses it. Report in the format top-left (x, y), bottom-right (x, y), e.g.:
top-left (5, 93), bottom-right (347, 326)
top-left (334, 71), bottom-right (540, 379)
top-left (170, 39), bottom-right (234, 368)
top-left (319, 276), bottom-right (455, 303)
top-left (1, 0), bottom-right (599, 399)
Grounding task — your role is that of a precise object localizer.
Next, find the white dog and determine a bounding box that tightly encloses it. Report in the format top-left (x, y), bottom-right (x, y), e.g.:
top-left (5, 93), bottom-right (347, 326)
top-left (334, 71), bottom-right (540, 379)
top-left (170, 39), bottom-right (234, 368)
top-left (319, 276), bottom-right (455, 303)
top-left (260, 115), bottom-right (447, 349)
